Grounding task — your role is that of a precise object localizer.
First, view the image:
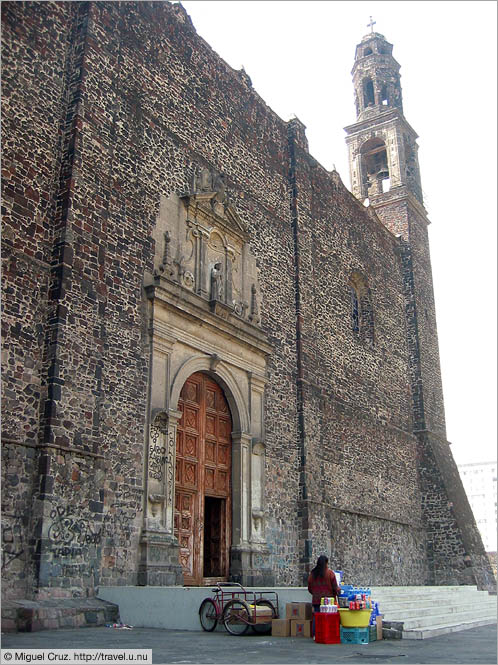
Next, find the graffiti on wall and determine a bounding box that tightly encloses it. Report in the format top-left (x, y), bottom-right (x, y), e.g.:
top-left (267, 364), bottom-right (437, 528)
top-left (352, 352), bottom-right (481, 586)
top-left (1, 514), bottom-right (25, 569)
top-left (48, 505), bottom-right (102, 546)
top-left (149, 424), bottom-right (167, 481)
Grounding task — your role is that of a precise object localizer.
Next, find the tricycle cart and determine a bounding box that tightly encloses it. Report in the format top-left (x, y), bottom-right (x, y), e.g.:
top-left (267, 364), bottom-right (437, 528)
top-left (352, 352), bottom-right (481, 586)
top-left (199, 582), bottom-right (279, 635)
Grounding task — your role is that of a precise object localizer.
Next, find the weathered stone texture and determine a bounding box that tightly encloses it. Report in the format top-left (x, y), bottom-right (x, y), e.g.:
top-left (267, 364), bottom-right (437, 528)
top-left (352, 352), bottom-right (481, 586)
top-left (1, 0), bottom-right (493, 606)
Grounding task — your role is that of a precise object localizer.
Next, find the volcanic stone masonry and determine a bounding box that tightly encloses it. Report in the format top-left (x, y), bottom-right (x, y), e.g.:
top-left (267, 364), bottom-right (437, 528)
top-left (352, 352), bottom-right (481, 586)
top-left (1, 0), bottom-right (494, 616)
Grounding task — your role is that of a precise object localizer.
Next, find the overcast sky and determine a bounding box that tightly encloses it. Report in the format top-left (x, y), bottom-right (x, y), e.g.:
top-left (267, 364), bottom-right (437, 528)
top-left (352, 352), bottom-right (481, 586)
top-left (181, 1), bottom-right (497, 466)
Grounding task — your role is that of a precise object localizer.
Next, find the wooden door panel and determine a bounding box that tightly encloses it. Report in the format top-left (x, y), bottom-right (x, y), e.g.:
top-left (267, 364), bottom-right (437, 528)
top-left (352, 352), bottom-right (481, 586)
top-left (184, 406), bottom-right (199, 431)
top-left (184, 434), bottom-right (198, 458)
top-left (175, 489), bottom-right (195, 581)
top-left (174, 372), bottom-right (232, 585)
top-left (205, 386), bottom-right (216, 410)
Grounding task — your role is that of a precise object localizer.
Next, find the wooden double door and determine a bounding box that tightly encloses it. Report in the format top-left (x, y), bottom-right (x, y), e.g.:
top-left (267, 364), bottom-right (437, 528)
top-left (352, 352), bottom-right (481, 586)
top-left (174, 372), bottom-right (232, 585)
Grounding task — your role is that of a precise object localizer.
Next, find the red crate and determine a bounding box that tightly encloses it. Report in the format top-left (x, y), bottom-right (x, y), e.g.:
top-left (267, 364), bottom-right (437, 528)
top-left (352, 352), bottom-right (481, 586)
top-left (315, 612), bottom-right (341, 644)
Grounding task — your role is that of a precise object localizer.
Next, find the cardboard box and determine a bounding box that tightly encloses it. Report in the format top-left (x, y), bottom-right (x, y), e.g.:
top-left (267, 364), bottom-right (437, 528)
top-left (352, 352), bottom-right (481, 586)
top-left (272, 618), bottom-right (291, 637)
top-left (285, 602), bottom-right (313, 620)
top-left (376, 615), bottom-right (383, 640)
top-left (291, 619), bottom-right (312, 638)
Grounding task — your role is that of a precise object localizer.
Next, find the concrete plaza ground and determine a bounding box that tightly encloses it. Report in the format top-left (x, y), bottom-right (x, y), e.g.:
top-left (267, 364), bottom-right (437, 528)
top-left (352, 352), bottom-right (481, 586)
top-left (1, 623), bottom-right (497, 665)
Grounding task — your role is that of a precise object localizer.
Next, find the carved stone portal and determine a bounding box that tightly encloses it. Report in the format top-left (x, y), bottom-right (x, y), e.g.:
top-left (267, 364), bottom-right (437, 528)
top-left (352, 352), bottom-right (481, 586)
top-left (143, 168), bottom-right (273, 586)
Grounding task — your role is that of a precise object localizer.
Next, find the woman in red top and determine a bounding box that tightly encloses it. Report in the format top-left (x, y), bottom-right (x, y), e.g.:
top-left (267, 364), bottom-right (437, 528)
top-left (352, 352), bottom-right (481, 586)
top-left (308, 555), bottom-right (340, 634)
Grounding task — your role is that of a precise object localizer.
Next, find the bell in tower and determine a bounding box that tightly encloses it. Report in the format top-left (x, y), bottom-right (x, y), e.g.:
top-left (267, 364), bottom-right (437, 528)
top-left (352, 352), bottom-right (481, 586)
top-left (345, 20), bottom-right (423, 207)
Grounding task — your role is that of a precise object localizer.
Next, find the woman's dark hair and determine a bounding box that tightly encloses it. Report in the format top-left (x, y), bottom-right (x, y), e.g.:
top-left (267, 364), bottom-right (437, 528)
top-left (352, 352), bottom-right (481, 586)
top-left (311, 554), bottom-right (328, 579)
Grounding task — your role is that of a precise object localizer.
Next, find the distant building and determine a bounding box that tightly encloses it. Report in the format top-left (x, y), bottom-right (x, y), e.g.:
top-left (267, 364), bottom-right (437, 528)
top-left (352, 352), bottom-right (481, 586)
top-left (458, 462), bottom-right (497, 552)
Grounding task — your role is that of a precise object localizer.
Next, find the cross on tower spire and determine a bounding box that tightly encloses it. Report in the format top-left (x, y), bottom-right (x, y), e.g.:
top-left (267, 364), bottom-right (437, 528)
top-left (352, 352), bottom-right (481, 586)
top-left (367, 16), bottom-right (376, 33)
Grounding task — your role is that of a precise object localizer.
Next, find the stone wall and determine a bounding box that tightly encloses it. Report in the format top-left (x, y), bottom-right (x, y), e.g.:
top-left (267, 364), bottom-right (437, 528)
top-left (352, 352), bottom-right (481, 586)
top-left (1, 0), bottom-right (492, 600)
top-left (1, 0), bottom-right (76, 599)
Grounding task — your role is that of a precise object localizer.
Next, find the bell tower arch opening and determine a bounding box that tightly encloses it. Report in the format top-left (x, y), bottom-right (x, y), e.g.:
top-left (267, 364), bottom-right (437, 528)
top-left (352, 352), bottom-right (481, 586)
top-left (362, 77), bottom-right (375, 107)
top-left (360, 137), bottom-right (390, 197)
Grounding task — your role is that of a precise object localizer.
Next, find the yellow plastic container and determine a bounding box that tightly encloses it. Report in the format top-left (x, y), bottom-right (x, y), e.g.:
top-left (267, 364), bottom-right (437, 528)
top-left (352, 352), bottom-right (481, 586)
top-left (338, 608), bottom-right (372, 627)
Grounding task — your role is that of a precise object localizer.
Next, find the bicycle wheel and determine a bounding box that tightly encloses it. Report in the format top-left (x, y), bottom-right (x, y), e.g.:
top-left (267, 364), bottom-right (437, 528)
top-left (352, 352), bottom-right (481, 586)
top-left (251, 599), bottom-right (277, 634)
top-left (222, 598), bottom-right (251, 636)
top-left (199, 598), bottom-right (218, 632)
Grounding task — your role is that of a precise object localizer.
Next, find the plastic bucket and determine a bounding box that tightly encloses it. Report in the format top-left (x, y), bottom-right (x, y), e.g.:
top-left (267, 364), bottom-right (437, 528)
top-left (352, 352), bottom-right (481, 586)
top-left (338, 608), bottom-right (372, 627)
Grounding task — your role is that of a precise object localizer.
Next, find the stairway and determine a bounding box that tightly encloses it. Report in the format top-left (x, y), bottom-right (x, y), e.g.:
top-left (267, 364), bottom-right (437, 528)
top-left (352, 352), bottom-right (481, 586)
top-left (1, 598), bottom-right (119, 632)
top-left (370, 585), bottom-right (497, 639)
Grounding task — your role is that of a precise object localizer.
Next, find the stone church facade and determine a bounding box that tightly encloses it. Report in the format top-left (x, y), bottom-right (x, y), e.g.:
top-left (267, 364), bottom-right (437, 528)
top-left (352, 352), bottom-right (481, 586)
top-left (2, 1), bottom-right (494, 606)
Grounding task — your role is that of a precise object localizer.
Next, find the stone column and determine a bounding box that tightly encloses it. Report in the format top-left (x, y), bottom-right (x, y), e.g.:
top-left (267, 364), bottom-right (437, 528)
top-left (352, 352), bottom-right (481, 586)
top-left (164, 409), bottom-right (182, 535)
top-left (188, 218), bottom-right (211, 299)
top-left (225, 245), bottom-right (235, 304)
top-left (230, 423), bottom-right (274, 586)
top-left (138, 322), bottom-right (182, 586)
top-left (250, 441), bottom-right (265, 544)
top-left (231, 431), bottom-right (252, 547)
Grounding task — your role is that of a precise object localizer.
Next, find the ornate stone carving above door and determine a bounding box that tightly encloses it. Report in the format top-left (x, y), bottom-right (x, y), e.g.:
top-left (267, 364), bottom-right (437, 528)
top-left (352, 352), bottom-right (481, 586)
top-left (149, 168), bottom-right (262, 331)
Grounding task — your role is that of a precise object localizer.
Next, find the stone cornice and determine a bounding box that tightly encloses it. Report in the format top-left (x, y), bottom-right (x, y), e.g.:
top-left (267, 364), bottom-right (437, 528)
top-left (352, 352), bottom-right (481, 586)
top-left (344, 108), bottom-right (418, 141)
top-left (145, 278), bottom-right (273, 360)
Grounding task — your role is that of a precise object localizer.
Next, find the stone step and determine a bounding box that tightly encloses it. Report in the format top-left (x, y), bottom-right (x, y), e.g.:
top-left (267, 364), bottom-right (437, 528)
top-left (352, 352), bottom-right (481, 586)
top-left (370, 585), bottom-right (497, 639)
top-left (381, 597), bottom-right (496, 615)
top-left (400, 606), bottom-right (497, 630)
top-left (370, 585), bottom-right (480, 595)
top-left (1, 598), bottom-right (119, 633)
top-left (372, 588), bottom-right (487, 597)
top-left (370, 587), bottom-right (485, 600)
top-left (402, 617), bottom-right (497, 640)
top-left (375, 595), bottom-right (492, 610)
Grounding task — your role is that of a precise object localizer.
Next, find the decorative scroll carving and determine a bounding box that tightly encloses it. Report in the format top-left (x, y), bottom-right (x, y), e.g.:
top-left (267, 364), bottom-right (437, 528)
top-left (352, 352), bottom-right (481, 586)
top-left (233, 300), bottom-right (248, 318)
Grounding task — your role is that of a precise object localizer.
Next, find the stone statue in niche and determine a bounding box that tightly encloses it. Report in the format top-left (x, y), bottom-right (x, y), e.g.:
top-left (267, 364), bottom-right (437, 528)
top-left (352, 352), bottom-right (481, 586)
top-left (211, 262), bottom-right (224, 301)
top-left (193, 167), bottom-right (224, 194)
top-left (199, 168), bottom-right (212, 191)
top-left (212, 172), bottom-right (227, 204)
top-left (192, 167), bottom-right (228, 215)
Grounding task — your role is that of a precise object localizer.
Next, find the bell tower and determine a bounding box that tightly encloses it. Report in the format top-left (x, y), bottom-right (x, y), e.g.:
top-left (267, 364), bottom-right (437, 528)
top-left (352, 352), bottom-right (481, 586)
top-left (344, 23), bottom-right (495, 590)
top-left (345, 23), bottom-right (423, 212)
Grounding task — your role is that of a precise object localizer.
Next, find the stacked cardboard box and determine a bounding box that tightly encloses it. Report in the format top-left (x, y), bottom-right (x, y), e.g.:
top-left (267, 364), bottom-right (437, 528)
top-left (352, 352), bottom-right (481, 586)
top-left (272, 602), bottom-right (313, 638)
top-left (376, 615), bottom-right (383, 640)
top-left (271, 619), bottom-right (291, 637)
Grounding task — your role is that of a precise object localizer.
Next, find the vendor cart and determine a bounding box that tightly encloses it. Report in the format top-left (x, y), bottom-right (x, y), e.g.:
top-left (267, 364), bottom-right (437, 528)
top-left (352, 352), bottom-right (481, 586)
top-left (199, 582), bottom-right (278, 635)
